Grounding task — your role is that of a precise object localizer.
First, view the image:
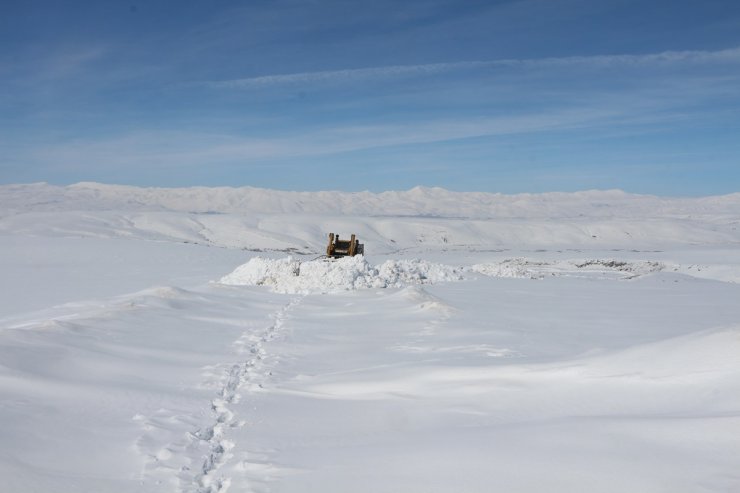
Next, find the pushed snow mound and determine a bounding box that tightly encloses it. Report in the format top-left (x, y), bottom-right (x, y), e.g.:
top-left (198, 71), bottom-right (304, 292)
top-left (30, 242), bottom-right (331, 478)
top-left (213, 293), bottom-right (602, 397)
top-left (219, 256), bottom-right (465, 294)
top-left (219, 256), bottom-right (665, 294)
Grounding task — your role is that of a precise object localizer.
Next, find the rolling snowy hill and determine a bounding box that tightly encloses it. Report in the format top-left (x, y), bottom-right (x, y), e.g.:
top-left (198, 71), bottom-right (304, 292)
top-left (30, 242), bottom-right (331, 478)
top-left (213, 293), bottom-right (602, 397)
top-left (2, 182), bottom-right (740, 253)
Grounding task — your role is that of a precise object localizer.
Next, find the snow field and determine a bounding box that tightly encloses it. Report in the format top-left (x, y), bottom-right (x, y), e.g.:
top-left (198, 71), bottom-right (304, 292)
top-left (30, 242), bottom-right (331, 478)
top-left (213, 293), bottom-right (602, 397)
top-left (2, 183), bottom-right (740, 492)
top-left (227, 277), bottom-right (740, 493)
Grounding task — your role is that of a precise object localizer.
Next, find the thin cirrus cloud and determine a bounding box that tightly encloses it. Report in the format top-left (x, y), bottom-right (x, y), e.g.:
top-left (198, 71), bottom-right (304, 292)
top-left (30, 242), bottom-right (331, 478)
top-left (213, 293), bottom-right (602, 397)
top-left (203, 47), bottom-right (740, 89)
top-left (27, 104), bottom-right (649, 174)
top-left (24, 45), bottom-right (739, 175)
top-left (204, 61), bottom-right (491, 89)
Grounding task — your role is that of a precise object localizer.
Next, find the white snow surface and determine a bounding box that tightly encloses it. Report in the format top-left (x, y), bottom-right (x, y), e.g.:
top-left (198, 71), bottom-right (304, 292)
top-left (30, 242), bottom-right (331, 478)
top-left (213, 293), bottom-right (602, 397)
top-left (2, 183), bottom-right (740, 493)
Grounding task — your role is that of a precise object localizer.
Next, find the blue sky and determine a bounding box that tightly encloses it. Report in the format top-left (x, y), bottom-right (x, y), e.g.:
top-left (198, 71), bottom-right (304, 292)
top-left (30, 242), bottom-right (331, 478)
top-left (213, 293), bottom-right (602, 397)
top-left (1, 0), bottom-right (739, 194)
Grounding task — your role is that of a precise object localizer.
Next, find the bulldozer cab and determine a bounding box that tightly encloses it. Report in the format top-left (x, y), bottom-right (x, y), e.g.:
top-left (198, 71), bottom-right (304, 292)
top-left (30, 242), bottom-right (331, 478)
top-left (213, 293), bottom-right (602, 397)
top-left (326, 233), bottom-right (364, 258)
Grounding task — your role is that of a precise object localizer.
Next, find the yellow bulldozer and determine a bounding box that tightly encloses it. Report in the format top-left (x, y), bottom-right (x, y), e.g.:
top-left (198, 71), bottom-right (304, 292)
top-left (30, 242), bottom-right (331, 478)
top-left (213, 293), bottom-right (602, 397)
top-left (326, 233), bottom-right (364, 258)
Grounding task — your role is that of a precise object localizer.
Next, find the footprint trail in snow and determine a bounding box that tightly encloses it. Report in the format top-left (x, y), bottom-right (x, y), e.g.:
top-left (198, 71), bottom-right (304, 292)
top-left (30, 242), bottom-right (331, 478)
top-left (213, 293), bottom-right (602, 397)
top-left (187, 296), bottom-right (302, 493)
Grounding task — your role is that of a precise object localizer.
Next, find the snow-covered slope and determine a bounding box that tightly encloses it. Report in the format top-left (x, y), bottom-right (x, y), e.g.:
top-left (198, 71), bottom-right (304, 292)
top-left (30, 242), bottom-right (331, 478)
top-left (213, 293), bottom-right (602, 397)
top-left (1, 183), bottom-right (739, 252)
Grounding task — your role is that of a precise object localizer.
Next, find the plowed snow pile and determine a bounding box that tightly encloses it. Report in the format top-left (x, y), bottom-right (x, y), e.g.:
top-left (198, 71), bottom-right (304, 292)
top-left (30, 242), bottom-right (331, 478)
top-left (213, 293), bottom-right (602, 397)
top-left (471, 258), bottom-right (665, 280)
top-left (220, 256), bottom-right (667, 293)
top-left (219, 256), bottom-right (465, 293)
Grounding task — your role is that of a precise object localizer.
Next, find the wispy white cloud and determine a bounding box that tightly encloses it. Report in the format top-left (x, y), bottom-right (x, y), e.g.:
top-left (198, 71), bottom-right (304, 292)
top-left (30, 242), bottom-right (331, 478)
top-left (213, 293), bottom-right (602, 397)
top-left (23, 102), bottom-right (659, 172)
top-left (204, 46), bottom-right (740, 89)
top-left (515, 46), bottom-right (740, 68)
top-left (205, 61), bottom-right (491, 89)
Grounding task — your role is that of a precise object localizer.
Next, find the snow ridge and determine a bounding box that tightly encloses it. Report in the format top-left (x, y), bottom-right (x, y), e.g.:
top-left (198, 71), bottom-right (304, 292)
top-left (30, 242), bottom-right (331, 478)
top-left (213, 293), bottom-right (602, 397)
top-left (3, 184), bottom-right (740, 252)
top-left (3, 181), bottom-right (740, 218)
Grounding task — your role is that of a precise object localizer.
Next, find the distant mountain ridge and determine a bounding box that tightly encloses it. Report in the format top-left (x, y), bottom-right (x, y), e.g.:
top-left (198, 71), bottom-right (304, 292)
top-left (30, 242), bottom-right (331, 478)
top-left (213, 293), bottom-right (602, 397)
top-left (2, 182), bottom-right (739, 219)
top-left (1, 182), bottom-right (739, 251)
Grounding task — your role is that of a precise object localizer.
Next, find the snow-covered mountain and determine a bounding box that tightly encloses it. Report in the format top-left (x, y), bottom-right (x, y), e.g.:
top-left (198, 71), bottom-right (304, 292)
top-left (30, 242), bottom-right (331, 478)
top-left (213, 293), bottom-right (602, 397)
top-left (2, 182), bottom-right (739, 252)
top-left (3, 181), bottom-right (740, 217)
